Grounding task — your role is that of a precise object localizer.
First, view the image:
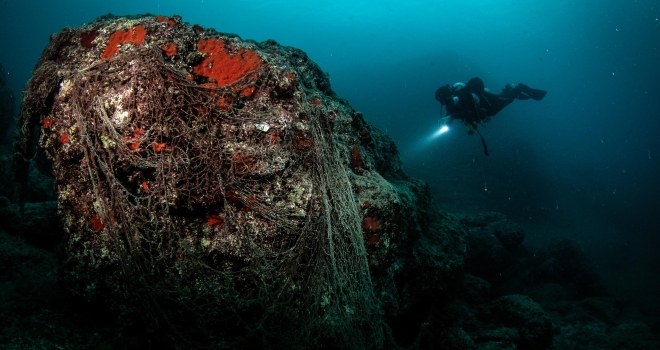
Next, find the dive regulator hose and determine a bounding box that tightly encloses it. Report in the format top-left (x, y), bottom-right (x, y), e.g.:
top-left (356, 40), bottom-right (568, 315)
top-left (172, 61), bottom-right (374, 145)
top-left (475, 129), bottom-right (489, 156)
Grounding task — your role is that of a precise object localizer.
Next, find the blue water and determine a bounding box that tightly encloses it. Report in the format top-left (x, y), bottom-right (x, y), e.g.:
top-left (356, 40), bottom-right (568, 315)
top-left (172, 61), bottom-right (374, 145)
top-left (1, 0), bottom-right (658, 304)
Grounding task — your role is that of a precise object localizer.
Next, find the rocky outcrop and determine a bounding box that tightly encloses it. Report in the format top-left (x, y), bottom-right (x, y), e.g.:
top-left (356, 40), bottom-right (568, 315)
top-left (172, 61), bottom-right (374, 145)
top-left (13, 14), bottom-right (467, 348)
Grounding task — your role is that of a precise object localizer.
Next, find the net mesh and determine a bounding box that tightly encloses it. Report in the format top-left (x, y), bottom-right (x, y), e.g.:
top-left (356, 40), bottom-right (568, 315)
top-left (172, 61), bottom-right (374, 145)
top-left (30, 45), bottom-right (389, 348)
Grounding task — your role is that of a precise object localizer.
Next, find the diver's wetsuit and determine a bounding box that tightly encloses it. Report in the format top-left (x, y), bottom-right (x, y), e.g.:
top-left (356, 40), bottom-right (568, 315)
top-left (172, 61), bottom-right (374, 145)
top-left (435, 77), bottom-right (547, 129)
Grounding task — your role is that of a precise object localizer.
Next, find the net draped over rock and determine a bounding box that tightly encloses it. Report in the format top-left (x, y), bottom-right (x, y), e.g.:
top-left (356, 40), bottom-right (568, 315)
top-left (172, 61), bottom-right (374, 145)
top-left (14, 14), bottom-right (467, 348)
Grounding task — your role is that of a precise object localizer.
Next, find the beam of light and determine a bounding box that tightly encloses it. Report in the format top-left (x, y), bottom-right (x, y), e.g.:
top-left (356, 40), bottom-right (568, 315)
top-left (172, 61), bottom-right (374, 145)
top-left (409, 123), bottom-right (451, 154)
top-left (429, 124), bottom-right (450, 139)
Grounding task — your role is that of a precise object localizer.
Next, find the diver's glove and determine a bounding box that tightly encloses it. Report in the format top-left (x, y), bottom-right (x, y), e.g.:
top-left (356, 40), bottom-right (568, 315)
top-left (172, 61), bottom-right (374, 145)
top-left (440, 116), bottom-right (452, 125)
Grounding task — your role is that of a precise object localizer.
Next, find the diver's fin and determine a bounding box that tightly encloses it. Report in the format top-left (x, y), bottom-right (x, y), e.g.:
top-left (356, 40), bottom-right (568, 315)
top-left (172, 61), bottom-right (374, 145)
top-left (529, 88), bottom-right (547, 101)
top-left (516, 84), bottom-right (547, 101)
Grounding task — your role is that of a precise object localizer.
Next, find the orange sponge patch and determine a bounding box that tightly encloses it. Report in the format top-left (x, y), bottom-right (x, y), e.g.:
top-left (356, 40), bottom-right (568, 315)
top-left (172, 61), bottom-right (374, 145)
top-left (162, 42), bottom-right (177, 57)
top-left (362, 216), bottom-right (380, 232)
top-left (90, 215), bottom-right (105, 232)
top-left (362, 216), bottom-right (381, 246)
top-left (351, 147), bottom-right (364, 167)
top-left (241, 86), bottom-right (257, 98)
top-left (192, 38), bottom-right (263, 86)
top-left (101, 25), bottom-right (147, 59)
top-left (43, 117), bottom-right (53, 128)
top-left (155, 15), bottom-right (176, 27)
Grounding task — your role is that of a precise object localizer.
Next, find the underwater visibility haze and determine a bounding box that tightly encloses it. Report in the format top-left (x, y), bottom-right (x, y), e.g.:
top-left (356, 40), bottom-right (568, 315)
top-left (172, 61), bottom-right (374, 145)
top-left (0, 0), bottom-right (659, 348)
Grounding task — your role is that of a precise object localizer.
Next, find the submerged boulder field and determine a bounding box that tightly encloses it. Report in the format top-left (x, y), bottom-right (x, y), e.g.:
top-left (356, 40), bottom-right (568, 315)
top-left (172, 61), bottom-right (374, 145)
top-left (13, 14), bottom-right (467, 348)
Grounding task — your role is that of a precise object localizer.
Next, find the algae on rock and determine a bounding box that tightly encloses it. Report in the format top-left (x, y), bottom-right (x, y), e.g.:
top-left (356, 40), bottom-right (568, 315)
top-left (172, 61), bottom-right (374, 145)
top-left (14, 14), bottom-right (467, 348)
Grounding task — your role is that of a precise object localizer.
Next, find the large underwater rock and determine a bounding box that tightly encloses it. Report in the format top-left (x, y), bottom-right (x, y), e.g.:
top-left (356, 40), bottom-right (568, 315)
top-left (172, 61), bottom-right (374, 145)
top-left (14, 14), bottom-right (467, 348)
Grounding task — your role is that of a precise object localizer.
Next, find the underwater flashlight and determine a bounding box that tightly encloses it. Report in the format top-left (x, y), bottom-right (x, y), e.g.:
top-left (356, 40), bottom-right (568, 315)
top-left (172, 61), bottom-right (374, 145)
top-left (414, 118), bottom-right (449, 152)
top-left (431, 124), bottom-right (450, 138)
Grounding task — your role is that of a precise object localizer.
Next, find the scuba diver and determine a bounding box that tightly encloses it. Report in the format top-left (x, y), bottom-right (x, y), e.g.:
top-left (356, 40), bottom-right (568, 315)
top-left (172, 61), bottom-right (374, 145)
top-left (435, 77), bottom-right (547, 155)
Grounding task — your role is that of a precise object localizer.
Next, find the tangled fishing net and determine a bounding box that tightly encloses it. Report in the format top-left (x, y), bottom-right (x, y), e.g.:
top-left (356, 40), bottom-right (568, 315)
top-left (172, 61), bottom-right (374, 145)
top-left (14, 14), bottom-right (467, 349)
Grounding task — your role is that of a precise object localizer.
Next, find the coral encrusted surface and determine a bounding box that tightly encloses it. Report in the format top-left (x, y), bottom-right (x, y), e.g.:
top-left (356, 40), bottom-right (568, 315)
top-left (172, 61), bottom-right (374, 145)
top-left (13, 14), bottom-right (467, 349)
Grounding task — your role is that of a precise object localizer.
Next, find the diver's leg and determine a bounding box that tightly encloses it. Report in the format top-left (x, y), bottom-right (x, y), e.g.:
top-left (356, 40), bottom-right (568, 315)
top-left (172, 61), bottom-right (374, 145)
top-left (484, 91), bottom-right (514, 116)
